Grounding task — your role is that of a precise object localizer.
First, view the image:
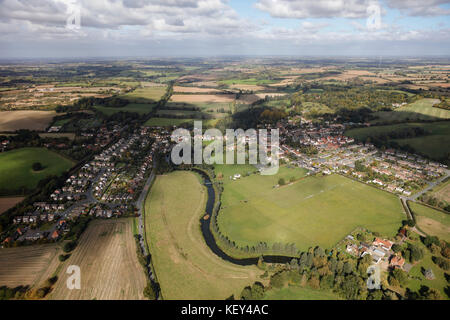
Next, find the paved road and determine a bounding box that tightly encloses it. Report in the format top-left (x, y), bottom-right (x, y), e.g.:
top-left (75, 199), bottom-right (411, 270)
top-left (408, 169), bottom-right (450, 201)
top-left (135, 168), bottom-right (156, 281)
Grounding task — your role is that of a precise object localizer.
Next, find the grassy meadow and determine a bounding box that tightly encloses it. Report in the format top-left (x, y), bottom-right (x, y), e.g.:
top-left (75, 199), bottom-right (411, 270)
top-left (345, 121), bottom-right (450, 160)
top-left (409, 202), bottom-right (450, 242)
top-left (373, 98), bottom-right (450, 123)
top-left (144, 171), bottom-right (263, 300)
top-left (217, 172), bottom-right (405, 252)
top-left (0, 147), bottom-right (74, 195)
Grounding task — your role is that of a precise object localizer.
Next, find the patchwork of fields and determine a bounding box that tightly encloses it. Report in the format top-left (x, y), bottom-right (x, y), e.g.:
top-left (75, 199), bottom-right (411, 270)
top-left (218, 173), bottom-right (405, 251)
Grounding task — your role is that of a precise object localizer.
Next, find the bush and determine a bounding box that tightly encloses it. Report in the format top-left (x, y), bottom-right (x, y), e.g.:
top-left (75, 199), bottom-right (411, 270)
top-left (32, 162), bottom-right (43, 171)
top-left (143, 282), bottom-right (156, 300)
top-left (58, 254), bottom-right (70, 262)
top-left (278, 178), bottom-right (286, 186)
top-left (63, 241), bottom-right (77, 253)
top-left (433, 256), bottom-right (450, 271)
top-left (270, 272), bottom-right (287, 289)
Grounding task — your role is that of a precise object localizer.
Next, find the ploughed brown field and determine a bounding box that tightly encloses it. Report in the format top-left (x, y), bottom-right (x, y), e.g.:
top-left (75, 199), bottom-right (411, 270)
top-left (0, 196), bottom-right (24, 214)
top-left (0, 244), bottom-right (61, 288)
top-left (48, 219), bottom-right (146, 300)
top-left (170, 94), bottom-right (236, 103)
top-left (173, 86), bottom-right (223, 93)
top-left (0, 111), bottom-right (56, 131)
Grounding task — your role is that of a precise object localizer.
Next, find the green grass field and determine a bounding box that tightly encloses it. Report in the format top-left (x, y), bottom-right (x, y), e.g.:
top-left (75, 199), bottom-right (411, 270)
top-left (409, 202), bottom-right (450, 241)
top-left (373, 98), bottom-right (450, 123)
top-left (345, 121), bottom-right (450, 160)
top-left (94, 103), bottom-right (155, 115)
top-left (263, 286), bottom-right (340, 300)
top-left (144, 171), bottom-right (263, 299)
top-left (402, 237), bottom-right (449, 298)
top-left (144, 117), bottom-right (193, 127)
top-left (121, 86), bottom-right (167, 102)
top-left (0, 147), bottom-right (74, 195)
top-left (218, 173), bottom-right (405, 252)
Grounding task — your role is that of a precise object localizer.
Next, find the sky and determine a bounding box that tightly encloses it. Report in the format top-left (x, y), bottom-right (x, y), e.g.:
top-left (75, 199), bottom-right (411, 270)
top-left (0, 0), bottom-right (449, 58)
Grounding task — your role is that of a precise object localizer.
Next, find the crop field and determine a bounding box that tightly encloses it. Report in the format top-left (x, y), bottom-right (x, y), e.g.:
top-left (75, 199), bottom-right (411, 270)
top-left (145, 171), bottom-right (263, 300)
top-left (173, 86), bottom-right (223, 93)
top-left (121, 86), bottom-right (167, 102)
top-left (0, 244), bottom-right (61, 288)
top-left (218, 173), bottom-right (405, 252)
top-left (263, 286), bottom-right (340, 300)
top-left (373, 98), bottom-right (450, 123)
top-left (49, 219), bottom-right (146, 300)
top-left (94, 103), bottom-right (155, 115)
top-left (0, 196), bottom-right (24, 214)
top-left (345, 121), bottom-right (450, 160)
top-left (0, 147), bottom-right (74, 195)
top-left (220, 78), bottom-right (278, 86)
top-left (170, 94), bottom-right (236, 103)
top-left (410, 202), bottom-right (450, 241)
top-left (0, 110), bottom-right (56, 132)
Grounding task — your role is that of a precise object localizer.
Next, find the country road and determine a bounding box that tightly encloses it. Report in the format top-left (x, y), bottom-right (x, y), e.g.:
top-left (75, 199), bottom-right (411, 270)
top-left (408, 169), bottom-right (450, 201)
top-left (135, 168), bottom-right (156, 280)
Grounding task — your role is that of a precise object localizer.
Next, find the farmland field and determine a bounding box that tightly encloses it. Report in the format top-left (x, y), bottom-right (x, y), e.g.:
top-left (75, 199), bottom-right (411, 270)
top-left (145, 171), bottom-right (262, 300)
top-left (173, 86), bottom-right (223, 93)
top-left (409, 202), bottom-right (450, 241)
top-left (0, 196), bottom-right (24, 214)
top-left (0, 111), bottom-right (56, 132)
top-left (0, 244), bottom-right (61, 288)
top-left (263, 286), bottom-right (340, 300)
top-left (345, 121), bottom-right (450, 161)
top-left (144, 117), bottom-right (194, 127)
top-left (373, 98), bottom-right (450, 123)
top-left (49, 219), bottom-right (146, 300)
top-left (121, 86), bottom-right (167, 102)
top-left (170, 94), bottom-right (236, 103)
top-left (428, 178), bottom-right (450, 204)
top-left (0, 147), bottom-right (74, 195)
top-left (218, 173), bottom-right (405, 252)
top-left (94, 103), bottom-right (155, 115)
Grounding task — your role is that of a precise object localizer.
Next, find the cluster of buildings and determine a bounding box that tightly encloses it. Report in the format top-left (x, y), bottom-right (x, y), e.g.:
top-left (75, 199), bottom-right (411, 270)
top-left (277, 120), bottom-right (447, 195)
top-left (1, 125), bottom-right (174, 247)
top-left (346, 236), bottom-right (407, 270)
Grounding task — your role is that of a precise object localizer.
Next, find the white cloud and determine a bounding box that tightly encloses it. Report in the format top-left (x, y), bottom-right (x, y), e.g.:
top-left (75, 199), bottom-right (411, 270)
top-left (254, 0), bottom-right (372, 19)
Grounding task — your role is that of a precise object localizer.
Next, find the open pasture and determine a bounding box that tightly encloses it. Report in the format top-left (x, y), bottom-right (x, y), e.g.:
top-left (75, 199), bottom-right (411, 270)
top-left (0, 147), bottom-right (74, 195)
top-left (122, 86), bottom-right (167, 103)
top-left (410, 202), bottom-right (450, 241)
top-left (218, 173), bottom-right (405, 252)
top-left (373, 98), bottom-right (449, 123)
top-left (145, 171), bottom-right (262, 300)
top-left (94, 103), bottom-right (155, 115)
